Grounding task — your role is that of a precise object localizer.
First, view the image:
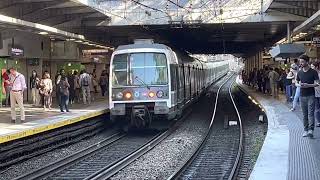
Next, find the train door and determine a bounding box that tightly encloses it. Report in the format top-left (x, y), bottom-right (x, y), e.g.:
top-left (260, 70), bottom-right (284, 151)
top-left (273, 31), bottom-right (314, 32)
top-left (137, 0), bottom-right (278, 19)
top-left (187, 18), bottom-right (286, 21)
top-left (170, 64), bottom-right (178, 110)
top-left (182, 64), bottom-right (186, 101)
top-left (184, 65), bottom-right (189, 101)
top-left (188, 65), bottom-right (192, 100)
top-left (178, 64), bottom-right (184, 104)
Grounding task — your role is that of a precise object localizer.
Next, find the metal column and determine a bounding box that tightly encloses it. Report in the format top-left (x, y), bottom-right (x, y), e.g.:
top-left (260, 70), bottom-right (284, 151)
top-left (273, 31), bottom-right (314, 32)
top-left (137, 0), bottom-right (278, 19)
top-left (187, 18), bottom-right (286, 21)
top-left (287, 22), bottom-right (292, 43)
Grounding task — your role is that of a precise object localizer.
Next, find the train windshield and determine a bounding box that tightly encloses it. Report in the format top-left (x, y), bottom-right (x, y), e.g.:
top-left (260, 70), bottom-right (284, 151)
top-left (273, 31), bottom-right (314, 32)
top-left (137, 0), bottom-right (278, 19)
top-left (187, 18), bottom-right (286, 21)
top-left (112, 52), bottom-right (168, 87)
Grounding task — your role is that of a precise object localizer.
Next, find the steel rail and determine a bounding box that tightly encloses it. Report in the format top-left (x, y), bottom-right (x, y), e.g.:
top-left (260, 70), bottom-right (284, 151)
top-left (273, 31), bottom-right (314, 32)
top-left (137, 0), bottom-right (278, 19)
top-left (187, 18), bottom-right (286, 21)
top-left (14, 132), bottom-right (126, 180)
top-left (227, 76), bottom-right (244, 180)
top-left (86, 111), bottom-right (191, 180)
top-left (166, 73), bottom-right (243, 180)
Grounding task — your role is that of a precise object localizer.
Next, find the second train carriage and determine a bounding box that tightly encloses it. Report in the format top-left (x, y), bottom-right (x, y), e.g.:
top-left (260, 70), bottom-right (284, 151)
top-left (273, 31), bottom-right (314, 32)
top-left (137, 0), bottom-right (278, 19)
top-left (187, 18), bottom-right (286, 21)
top-left (109, 39), bottom-right (229, 128)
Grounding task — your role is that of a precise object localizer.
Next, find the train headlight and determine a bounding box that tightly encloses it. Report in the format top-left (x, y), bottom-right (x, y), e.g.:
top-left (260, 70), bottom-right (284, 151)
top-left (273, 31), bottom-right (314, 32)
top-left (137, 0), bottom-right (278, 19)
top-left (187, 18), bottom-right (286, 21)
top-left (156, 90), bottom-right (164, 98)
top-left (148, 91), bottom-right (155, 98)
top-left (116, 92), bottom-right (123, 99)
top-left (124, 92), bottom-right (132, 99)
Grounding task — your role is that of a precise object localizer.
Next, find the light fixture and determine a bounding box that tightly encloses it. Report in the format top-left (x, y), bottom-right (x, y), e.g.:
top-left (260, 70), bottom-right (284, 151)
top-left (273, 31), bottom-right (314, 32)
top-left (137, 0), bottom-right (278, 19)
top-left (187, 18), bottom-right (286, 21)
top-left (75, 40), bottom-right (83, 43)
top-left (39, 31), bottom-right (48, 35)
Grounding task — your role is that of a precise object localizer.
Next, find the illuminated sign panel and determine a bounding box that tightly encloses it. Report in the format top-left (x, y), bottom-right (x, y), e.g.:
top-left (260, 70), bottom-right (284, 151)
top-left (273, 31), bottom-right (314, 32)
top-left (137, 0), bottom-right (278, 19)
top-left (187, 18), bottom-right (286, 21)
top-left (10, 47), bottom-right (24, 57)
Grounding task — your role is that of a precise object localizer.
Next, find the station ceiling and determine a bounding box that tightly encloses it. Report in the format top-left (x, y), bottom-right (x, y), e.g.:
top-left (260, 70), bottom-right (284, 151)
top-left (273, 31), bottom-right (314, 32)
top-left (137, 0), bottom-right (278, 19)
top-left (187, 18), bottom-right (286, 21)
top-left (0, 0), bottom-right (315, 56)
top-left (84, 22), bottom-right (299, 56)
top-left (265, 0), bottom-right (320, 18)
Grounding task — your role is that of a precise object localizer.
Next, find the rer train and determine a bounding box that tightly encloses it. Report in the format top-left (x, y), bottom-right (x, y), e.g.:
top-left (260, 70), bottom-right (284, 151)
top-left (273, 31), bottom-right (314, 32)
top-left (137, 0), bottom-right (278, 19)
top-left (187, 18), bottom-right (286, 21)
top-left (109, 39), bottom-right (229, 128)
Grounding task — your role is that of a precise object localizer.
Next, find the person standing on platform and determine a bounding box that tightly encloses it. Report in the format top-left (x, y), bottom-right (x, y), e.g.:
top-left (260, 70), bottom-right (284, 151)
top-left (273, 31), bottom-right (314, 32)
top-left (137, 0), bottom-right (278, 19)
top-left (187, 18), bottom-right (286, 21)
top-left (58, 76), bottom-right (70, 112)
top-left (30, 70), bottom-right (40, 107)
top-left (2, 70), bottom-right (11, 106)
top-left (92, 69), bottom-right (98, 93)
top-left (99, 70), bottom-right (108, 96)
top-left (312, 61), bottom-right (320, 127)
top-left (8, 67), bottom-right (27, 123)
top-left (284, 69), bottom-right (293, 102)
top-left (264, 67), bottom-right (271, 95)
top-left (296, 55), bottom-right (319, 138)
top-left (268, 67), bottom-right (280, 97)
top-left (40, 72), bottom-right (53, 111)
top-left (290, 64), bottom-right (300, 111)
top-left (68, 72), bottom-right (75, 105)
top-left (80, 70), bottom-right (91, 105)
top-left (55, 69), bottom-right (66, 107)
top-left (73, 71), bottom-right (81, 103)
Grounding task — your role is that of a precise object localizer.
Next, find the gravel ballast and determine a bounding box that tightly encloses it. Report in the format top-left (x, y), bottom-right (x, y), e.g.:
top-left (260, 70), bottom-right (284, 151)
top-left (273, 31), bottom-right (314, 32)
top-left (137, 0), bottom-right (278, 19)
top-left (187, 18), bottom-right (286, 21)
top-left (111, 76), bottom-right (230, 180)
top-left (0, 128), bottom-right (117, 180)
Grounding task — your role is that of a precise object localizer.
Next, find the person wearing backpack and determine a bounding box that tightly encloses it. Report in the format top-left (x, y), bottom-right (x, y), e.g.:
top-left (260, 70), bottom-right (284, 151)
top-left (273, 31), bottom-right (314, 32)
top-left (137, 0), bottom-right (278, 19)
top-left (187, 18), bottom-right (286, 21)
top-left (80, 69), bottom-right (91, 104)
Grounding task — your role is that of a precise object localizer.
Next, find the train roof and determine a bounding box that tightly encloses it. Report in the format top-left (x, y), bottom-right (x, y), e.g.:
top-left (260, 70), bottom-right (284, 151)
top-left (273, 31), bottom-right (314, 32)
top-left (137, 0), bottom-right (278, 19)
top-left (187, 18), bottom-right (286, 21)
top-left (116, 43), bottom-right (171, 51)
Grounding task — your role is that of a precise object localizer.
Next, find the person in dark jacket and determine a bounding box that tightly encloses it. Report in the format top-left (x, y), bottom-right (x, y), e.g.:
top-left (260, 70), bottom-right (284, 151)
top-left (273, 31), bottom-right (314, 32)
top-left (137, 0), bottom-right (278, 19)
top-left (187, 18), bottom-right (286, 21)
top-left (58, 76), bottom-right (70, 113)
top-left (30, 70), bottom-right (40, 106)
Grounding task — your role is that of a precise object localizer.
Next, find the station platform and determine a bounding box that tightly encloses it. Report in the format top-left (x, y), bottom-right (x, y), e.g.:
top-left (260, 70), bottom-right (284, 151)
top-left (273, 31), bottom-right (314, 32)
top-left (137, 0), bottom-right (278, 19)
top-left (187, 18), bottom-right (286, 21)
top-left (0, 97), bottom-right (109, 144)
top-left (236, 77), bottom-right (320, 180)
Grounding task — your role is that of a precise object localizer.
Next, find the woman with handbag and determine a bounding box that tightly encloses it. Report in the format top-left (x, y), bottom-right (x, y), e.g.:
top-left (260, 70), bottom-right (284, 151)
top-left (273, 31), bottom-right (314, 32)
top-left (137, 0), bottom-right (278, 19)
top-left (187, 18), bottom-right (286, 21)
top-left (40, 72), bottom-right (53, 111)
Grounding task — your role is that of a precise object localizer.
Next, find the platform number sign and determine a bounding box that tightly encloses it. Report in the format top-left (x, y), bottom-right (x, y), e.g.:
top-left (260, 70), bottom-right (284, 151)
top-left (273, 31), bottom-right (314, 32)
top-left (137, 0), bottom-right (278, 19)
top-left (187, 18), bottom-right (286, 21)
top-left (313, 37), bottom-right (320, 47)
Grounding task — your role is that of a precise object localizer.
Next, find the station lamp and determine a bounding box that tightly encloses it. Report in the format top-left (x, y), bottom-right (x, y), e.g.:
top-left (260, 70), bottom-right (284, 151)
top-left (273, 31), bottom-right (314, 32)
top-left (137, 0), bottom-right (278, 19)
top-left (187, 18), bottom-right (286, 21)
top-left (39, 32), bottom-right (48, 35)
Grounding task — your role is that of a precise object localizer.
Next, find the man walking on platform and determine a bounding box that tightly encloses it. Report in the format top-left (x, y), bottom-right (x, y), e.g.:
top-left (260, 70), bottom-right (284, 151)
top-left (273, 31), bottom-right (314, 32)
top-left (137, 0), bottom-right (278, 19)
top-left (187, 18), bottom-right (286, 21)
top-left (8, 67), bottom-right (27, 123)
top-left (296, 55), bottom-right (319, 138)
top-left (80, 70), bottom-right (91, 105)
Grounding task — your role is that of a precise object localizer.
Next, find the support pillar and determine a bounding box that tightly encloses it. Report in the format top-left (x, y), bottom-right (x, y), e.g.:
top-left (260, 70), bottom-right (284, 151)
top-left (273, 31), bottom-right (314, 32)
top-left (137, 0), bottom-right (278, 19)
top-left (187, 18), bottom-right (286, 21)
top-left (287, 21), bottom-right (292, 44)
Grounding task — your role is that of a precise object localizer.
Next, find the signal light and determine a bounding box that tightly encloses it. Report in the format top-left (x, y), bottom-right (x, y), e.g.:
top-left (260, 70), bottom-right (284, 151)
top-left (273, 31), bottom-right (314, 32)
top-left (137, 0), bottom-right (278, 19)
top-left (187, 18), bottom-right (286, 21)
top-left (116, 92), bottom-right (123, 99)
top-left (157, 90), bottom-right (164, 98)
top-left (148, 91), bottom-right (155, 98)
top-left (125, 92), bottom-right (132, 99)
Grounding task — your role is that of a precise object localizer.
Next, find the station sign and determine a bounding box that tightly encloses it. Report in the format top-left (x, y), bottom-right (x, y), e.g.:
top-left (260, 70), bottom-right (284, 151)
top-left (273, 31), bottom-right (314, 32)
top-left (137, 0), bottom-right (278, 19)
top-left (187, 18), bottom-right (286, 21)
top-left (10, 47), bottom-right (24, 57)
top-left (82, 49), bottom-right (108, 57)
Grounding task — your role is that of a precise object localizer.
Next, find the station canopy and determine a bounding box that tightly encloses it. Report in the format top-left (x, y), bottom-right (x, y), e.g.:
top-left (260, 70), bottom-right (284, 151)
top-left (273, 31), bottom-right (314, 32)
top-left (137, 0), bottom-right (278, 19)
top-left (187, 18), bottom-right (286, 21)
top-left (0, 0), bottom-right (317, 55)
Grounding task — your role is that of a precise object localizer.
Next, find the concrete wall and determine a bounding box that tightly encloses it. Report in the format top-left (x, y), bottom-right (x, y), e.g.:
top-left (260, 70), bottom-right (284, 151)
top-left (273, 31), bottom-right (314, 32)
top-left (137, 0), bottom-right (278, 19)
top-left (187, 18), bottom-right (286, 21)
top-left (0, 30), bottom-right (50, 58)
top-left (51, 41), bottom-right (79, 60)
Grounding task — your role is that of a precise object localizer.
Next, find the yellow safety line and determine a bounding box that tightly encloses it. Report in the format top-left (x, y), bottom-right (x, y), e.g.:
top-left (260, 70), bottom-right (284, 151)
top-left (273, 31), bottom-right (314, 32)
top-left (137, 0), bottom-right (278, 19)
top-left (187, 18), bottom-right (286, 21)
top-left (0, 109), bottom-right (109, 144)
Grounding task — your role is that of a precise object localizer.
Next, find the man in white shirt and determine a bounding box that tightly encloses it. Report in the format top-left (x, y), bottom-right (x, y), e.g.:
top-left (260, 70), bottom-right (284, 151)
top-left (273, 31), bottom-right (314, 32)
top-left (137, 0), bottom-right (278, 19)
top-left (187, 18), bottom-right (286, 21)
top-left (8, 67), bottom-right (27, 123)
top-left (79, 70), bottom-right (91, 105)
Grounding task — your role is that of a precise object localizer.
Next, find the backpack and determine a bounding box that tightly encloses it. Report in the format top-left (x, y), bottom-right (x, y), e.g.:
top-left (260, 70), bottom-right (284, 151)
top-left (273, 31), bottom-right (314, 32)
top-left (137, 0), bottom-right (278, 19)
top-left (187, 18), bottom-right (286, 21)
top-left (82, 74), bottom-right (89, 86)
top-left (100, 76), bottom-right (108, 86)
top-left (59, 80), bottom-right (69, 96)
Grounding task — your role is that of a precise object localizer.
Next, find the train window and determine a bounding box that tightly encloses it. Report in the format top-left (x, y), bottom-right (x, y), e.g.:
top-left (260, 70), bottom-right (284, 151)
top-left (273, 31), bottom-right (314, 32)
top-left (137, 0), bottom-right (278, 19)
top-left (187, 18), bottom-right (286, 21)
top-left (112, 54), bottom-right (128, 86)
top-left (130, 53), bottom-right (168, 85)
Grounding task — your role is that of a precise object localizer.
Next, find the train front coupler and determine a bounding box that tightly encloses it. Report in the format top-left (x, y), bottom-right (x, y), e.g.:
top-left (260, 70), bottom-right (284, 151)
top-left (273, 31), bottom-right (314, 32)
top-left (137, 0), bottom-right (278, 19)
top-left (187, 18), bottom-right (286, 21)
top-left (130, 105), bottom-right (152, 129)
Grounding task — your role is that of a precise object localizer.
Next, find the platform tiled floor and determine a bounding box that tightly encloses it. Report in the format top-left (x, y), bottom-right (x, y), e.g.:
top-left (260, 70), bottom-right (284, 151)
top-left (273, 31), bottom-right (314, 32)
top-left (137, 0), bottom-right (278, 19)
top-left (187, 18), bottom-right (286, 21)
top-left (0, 95), bottom-right (109, 144)
top-left (238, 79), bottom-right (320, 180)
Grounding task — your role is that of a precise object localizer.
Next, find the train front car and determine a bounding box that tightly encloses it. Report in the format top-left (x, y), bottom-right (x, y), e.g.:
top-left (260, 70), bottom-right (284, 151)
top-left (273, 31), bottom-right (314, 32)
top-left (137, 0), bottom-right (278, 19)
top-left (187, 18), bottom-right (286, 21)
top-left (109, 40), bottom-right (175, 129)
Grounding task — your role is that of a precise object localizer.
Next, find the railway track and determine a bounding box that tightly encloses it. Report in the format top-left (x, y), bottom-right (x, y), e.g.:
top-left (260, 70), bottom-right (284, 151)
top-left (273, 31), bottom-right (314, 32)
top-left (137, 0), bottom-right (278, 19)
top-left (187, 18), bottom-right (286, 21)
top-left (14, 114), bottom-right (188, 180)
top-left (167, 74), bottom-right (244, 180)
top-left (0, 116), bottom-right (108, 170)
top-left (13, 74), bottom-right (233, 180)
